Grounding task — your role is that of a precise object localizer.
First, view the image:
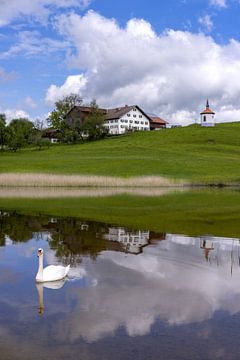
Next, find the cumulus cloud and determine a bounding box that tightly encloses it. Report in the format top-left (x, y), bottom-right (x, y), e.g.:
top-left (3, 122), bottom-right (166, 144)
top-left (0, 107), bottom-right (30, 123)
top-left (0, 0), bottom-right (91, 27)
top-left (43, 11), bottom-right (240, 125)
top-left (45, 74), bottom-right (87, 104)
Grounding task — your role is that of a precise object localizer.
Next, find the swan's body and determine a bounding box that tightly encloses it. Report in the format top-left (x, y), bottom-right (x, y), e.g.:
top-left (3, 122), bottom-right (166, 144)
top-left (36, 248), bottom-right (70, 283)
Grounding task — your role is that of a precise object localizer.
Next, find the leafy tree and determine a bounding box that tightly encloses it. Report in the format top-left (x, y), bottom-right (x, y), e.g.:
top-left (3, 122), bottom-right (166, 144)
top-left (0, 113), bottom-right (6, 150)
top-left (47, 94), bottom-right (83, 136)
top-left (83, 99), bottom-right (108, 140)
top-left (6, 118), bottom-right (34, 151)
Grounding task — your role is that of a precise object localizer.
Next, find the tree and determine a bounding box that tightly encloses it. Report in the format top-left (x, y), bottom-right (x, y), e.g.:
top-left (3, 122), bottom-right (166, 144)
top-left (6, 118), bottom-right (34, 151)
top-left (47, 94), bottom-right (83, 137)
top-left (83, 99), bottom-right (108, 140)
top-left (0, 113), bottom-right (6, 150)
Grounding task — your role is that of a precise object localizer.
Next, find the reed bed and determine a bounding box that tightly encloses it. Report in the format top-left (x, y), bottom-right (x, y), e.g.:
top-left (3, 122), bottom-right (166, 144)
top-left (0, 173), bottom-right (186, 188)
top-left (0, 187), bottom-right (186, 198)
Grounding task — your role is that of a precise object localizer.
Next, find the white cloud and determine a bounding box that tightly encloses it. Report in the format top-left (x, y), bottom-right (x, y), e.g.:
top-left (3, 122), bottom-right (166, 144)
top-left (0, 31), bottom-right (70, 59)
top-left (209, 0), bottom-right (227, 7)
top-left (43, 11), bottom-right (240, 125)
top-left (3, 108), bottom-right (30, 122)
top-left (0, 0), bottom-right (91, 27)
top-left (198, 15), bottom-right (214, 32)
top-left (45, 74), bottom-right (87, 104)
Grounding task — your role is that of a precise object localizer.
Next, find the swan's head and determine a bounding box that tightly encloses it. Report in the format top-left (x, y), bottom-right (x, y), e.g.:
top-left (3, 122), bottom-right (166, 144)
top-left (38, 248), bottom-right (43, 257)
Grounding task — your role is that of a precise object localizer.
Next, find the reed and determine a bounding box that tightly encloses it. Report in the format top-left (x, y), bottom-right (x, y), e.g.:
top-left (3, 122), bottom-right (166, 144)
top-left (0, 186), bottom-right (186, 198)
top-left (0, 173), bottom-right (185, 188)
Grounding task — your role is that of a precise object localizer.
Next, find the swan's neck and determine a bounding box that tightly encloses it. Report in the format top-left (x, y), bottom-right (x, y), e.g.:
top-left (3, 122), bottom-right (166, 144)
top-left (36, 255), bottom-right (43, 282)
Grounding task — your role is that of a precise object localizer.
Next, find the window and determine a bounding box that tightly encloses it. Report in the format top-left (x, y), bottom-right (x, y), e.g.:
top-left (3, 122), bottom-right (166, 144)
top-left (135, 121), bottom-right (139, 124)
top-left (133, 114), bottom-right (136, 118)
top-left (130, 120), bottom-right (133, 123)
top-left (141, 121), bottom-right (144, 124)
top-left (145, 122), bottom-right (148, 125)
top-left (127, 114), bottom-right (130, 117)
top-left (139, 115), bottom-right (142, 118)
top-left (133, 108), bottom-right (136, 111)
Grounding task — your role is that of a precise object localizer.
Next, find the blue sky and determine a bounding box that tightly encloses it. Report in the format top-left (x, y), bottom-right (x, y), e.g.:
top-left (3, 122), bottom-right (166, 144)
top-left (0, 0), bottom-right (240, 124)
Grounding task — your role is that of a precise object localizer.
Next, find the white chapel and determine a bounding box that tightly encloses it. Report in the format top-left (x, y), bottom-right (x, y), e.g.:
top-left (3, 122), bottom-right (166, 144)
top-left (200, 100), bottom-right (215, 127)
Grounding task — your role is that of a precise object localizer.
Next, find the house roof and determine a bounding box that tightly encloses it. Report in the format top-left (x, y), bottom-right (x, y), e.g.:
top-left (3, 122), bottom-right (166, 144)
top-left (42, 128), bottom-right (60, 138)
top-left (65, 104), bottom-right (153, 122)
top-left (148, 115), bottom-right (168, 125)
top-left (65, 106), bottom-right (106, 118)
top-left (106, 105), bottom-right (152, 121)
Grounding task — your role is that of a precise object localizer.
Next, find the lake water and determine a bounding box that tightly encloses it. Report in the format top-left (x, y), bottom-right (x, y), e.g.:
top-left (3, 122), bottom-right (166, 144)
top-left (1, 211), bottom-right (240, 359)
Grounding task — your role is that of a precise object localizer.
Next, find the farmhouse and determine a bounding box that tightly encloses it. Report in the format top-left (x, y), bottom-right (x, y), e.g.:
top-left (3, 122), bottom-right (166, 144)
top-left (104, 105), bottom-right (151, 135)
top-left (63, 104), bottom-right (165, 136)
top-left (42, 128), bottom-right (61, 143)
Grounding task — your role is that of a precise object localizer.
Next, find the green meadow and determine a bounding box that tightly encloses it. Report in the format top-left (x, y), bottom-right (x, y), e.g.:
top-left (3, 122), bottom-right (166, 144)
top-left (0, 123), bottom-right (240, 184)
top-left (0, 189), bottom-right (240, 237)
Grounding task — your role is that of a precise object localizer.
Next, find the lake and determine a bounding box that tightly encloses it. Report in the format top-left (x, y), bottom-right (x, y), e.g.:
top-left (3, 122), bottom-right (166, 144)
top-left (1, 208), bottom-right (240, 360)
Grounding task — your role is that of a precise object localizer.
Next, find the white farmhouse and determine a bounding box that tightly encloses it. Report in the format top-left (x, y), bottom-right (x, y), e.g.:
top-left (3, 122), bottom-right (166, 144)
top-left (200, 100), bottom-right (215, 127)
top-left (104, 105), bottom-right (151, 135)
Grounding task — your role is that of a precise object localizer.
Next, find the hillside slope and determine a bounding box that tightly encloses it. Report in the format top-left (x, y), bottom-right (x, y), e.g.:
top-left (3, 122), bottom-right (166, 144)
top-left (0, 123), bottom-right (240, 184)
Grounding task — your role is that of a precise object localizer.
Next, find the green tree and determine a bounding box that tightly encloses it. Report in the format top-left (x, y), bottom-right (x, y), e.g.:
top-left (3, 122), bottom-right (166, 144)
top-left (83, 99), bottom-right (108, 140)
top-left (0, 113), bottom-right (7, 150)
top-left (6, 118), bottom-right (34, 151)
top-left (47, 93), bottom-right (83, 138)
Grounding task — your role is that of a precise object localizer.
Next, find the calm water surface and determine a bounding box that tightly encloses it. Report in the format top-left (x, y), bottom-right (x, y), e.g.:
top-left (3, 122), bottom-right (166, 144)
top-left (1, 211), bottom-right (240, 360)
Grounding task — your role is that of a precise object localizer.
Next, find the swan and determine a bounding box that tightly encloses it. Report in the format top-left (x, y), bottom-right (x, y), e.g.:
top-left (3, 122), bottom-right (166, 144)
top-left (35, 248), bottom-right (70, 283)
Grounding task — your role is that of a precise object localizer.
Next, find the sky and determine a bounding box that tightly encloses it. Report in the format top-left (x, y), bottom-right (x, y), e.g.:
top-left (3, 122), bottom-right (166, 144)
top-left (1, 0), bottom-right (240, 125)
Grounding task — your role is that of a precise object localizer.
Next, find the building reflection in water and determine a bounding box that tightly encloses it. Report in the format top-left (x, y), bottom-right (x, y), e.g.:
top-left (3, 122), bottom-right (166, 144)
top-left (1, 210), bottom-right (240, 273)
top-left (165, 234), bottom-right (240, 274)
top-left (103, 228), bottom-right (149, 254)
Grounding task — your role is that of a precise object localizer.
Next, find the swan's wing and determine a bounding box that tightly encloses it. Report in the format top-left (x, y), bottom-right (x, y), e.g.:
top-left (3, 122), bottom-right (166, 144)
top-left (43, 265), bottom-right (70, 282)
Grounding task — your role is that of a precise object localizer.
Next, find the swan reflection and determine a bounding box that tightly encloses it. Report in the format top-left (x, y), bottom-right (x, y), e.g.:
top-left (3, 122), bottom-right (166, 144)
top-left (36, 279), bottom-right (66, 315)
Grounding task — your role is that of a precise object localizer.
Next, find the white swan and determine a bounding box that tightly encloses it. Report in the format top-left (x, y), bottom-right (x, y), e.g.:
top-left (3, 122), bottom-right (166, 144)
top-left (35, 248), bottom-right (70, 283)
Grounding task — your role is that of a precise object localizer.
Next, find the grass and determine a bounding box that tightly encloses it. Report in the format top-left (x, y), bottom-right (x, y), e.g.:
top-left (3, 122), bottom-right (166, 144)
top-left (0, 189), bottom-right (240, 237)
top-left (0, 123), bottom-right (240, 185)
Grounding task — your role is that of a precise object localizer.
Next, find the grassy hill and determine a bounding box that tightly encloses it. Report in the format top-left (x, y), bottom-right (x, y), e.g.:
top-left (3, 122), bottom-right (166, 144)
top-left (0, 122), bottom-right (240, 185)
